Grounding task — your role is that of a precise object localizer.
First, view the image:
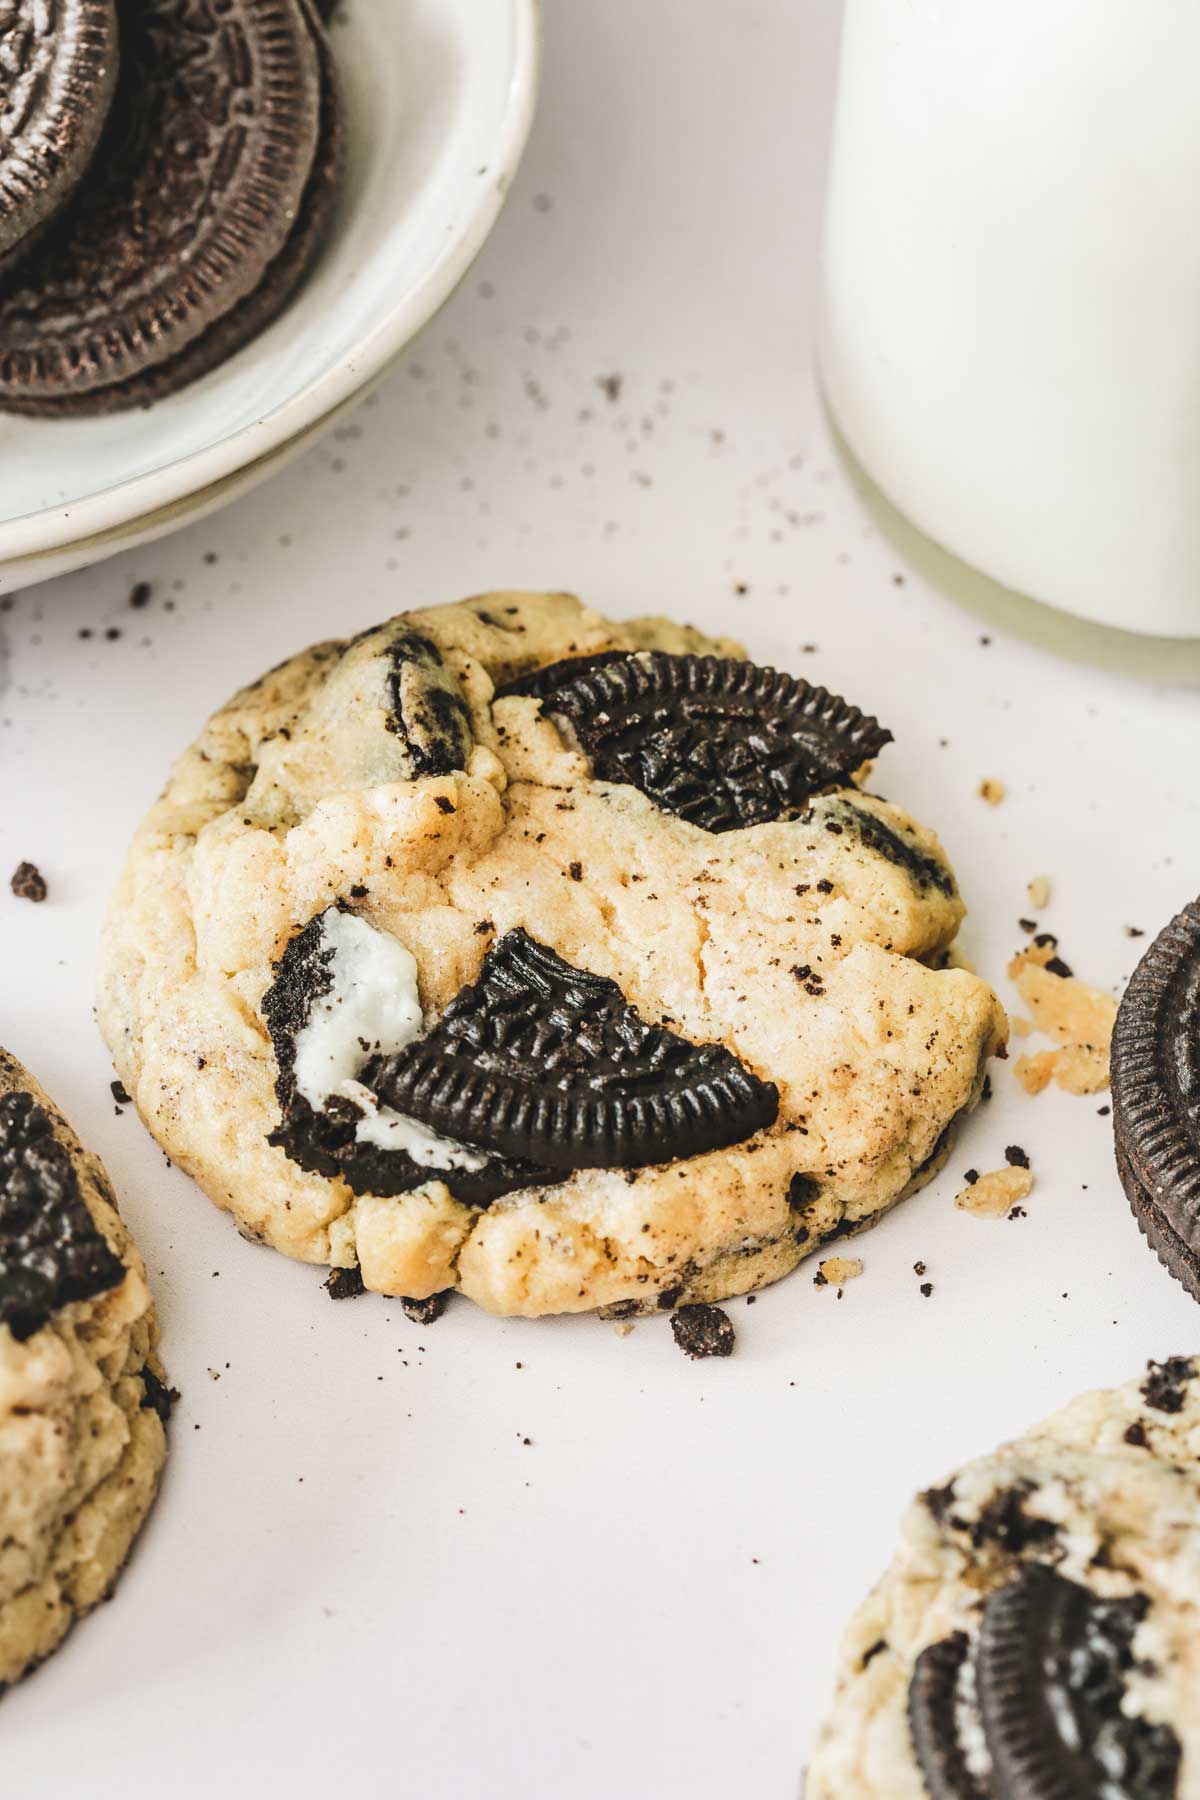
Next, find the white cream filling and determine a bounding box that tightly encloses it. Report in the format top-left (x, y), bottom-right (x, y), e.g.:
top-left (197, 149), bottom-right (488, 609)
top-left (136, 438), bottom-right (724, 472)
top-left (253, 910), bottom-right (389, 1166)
top-left (291, 908), bottom-right (488, 1172)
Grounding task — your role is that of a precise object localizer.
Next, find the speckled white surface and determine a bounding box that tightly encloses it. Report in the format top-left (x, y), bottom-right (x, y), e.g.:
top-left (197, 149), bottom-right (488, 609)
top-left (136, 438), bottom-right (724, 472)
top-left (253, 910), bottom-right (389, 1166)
top-left (2, 4), bottom-right (1200, 1796)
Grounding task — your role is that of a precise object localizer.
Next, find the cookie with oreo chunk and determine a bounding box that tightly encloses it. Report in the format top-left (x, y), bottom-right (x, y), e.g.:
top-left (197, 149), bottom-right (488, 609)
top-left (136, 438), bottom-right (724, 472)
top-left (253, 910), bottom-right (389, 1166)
top-left (98, 590), bottom-right (1005, 1319)
top-left (807, 1360), bottom-right (1200, 1796)
top-left (0, 1050), bottom-right (168, 1688)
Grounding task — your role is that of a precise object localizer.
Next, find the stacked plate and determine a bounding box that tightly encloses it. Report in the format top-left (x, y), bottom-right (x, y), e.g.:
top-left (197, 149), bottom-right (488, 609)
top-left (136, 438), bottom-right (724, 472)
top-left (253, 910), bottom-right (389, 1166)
top-left (0, 0), bottom-right (540, 593)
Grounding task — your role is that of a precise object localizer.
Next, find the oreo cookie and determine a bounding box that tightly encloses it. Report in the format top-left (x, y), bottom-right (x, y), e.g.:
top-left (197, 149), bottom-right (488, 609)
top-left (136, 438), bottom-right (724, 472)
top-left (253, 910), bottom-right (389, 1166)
top-left (909, 1567), bottom-right (1181, 1798)
top-left (1111, 896), bottom-right (1200, 1301)
top-left (0, 0), bottom-right (118, 272)
top-left (0, 1087), bottom-right (124, 1341)
top-left (497, 651), bottom-right (892, 833)
top-left (369, 928), bottom-right (779, 1170)
top-left (0, 0), bottom-right (327, 413)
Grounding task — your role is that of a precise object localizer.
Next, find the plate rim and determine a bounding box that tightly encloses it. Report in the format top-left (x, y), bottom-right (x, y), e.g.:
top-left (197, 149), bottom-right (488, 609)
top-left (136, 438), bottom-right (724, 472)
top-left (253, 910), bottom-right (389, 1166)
top-left (0, 0), bottom-right (541, 567)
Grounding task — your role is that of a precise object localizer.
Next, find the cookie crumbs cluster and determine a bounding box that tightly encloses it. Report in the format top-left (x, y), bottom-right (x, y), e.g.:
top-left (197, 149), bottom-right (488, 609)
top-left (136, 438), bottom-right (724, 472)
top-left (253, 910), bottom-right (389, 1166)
top-left (1008, 935), bottom-right (1117, 1096)
top-left (10, 862), bottom-right (47, 902)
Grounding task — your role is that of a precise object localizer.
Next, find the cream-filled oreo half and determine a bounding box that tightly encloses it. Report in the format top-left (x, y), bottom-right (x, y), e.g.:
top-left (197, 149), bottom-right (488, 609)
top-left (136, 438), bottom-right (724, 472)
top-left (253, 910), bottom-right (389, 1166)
top-left (98, 590), bottom-right (1006, 1317)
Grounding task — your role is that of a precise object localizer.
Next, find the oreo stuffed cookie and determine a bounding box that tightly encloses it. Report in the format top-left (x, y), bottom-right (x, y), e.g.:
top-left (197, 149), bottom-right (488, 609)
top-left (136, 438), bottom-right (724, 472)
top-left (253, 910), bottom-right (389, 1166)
top-left (0, 1050), bottom-right (169, 1688)
top-left (98, 591), bottom-right (1006, 1317)
top-left (806, 1359), bottom-right (1200, 1797)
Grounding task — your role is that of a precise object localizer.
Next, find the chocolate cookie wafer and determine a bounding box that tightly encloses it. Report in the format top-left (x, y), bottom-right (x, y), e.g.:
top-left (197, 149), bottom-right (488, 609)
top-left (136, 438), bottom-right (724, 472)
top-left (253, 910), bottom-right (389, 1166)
top-left (5, 0), bottom-right (344, 415)
top-left (0, 0), bottom-right (117, 273)
top-left (0, 0), bottom-right (324, 413)
top-left (1111, 895), bottom-right (1200, 1300)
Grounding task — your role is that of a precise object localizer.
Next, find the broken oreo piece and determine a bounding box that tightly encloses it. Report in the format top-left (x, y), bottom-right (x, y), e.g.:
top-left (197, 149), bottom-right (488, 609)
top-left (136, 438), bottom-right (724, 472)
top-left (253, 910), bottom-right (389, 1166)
top-left (0, 1088), bottom-right (124, 1341)
top-left (669, 1303), bottom-right (735, 1360)
top-left (401, 1291), bottom-right (449, 1325)
top-left (1111, 896), bottom-right (1200, 1303)
top-left (909, 1568), bottom-right (1181, 1799)
top-left (497, 651), bottom-right (891, 833)
top-left (382, 630), bottom-right (473, 778)
top-left (368, 928), bottom-right (779, 1171)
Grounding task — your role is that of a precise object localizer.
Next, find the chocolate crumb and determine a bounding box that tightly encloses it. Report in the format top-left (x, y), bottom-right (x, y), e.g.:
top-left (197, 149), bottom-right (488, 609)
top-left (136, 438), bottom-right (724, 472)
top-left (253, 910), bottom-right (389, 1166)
top-left (913, 1261), bottom-right (927, 1277)
top-left (670, 1303), bottom-right (735, 1360)
top-left (1004, 1145), bottom-right (1030, 1169)
top-left (596, 373), bottom-right (623, 404)
top-left (1018, 917), bottom-right (1037, 934)
top-left (110, 1079), bottom-right (131, 1106)
top-left (434, 796), bottom-right (456, 815)
top-left (1141, 1356), bottom-right (1196, 1414)
top-left (1124, 1421), bottom-right (1150, 1448)
top-left (963, 1168), bottom-right (979, 1185)
top-left (324, 1266), bottom-right (365, 1300)
top-left (401, 1292), bottom-right (450, 1325)
top-left (10, 862), bottom-right (47, 902)
top-left (920, 1282), bottom-right (933, 1297)
top-left (129, 582), bottom-right (153, 609)
top-left (349, 884), bottom-right (368, 899)
top-left (140, 1367), bottom-right (180, 1422)
top-left (568, 861), bottom-right (584, 882)
top-left (1044, 955), bottom-right (1074, 979)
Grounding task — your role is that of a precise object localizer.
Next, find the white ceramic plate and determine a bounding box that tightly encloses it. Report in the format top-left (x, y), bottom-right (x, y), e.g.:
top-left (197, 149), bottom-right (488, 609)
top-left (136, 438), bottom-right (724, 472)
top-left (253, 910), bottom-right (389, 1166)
top-left (0, 0), bottom-right (540, 581)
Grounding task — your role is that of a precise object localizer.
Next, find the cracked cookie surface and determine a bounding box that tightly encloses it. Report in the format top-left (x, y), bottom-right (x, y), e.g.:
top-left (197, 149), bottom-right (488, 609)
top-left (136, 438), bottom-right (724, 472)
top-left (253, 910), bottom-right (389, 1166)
top-left (98, 591), bottom-right (1005, 1317)
top-left (807, 1359), bottom-right (1200, 1796)
top-left (0, 1051), bottom-right (167, 1689)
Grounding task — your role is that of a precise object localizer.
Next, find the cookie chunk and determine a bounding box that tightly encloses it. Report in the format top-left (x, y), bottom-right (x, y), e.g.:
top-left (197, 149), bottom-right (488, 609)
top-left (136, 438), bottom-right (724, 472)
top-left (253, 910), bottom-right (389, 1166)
top-left (806, 1361), bottom-right (1200, 1796)
top-left (0, 1051), bottom-right (168, 1688)
top-left (98, 591), bottom-right (1006, 1318)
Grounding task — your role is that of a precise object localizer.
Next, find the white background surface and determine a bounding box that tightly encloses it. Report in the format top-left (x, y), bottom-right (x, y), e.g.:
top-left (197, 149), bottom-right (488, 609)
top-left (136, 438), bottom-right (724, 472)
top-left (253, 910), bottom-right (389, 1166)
top-left (3, 4), bottom-right (1200, 1796)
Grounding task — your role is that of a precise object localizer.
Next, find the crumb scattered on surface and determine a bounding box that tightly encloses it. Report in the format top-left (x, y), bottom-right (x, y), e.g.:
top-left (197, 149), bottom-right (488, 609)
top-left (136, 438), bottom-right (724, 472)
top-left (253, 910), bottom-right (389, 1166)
top-left (817, 1256), bottom-right (863, 1289)
top-left (978, 779), bottom-right (1005, 805)
top-left (613, 1321), bottom-right (634, 1338)
top-left (670, 1304), bottom-right (735, 1360)
top-left (10, 861), bottom-right (47, 902)
top-left (401, 1292), bottom-right (449, 1325)
top-left (110, 1078), bottom-right (131, 1106)
top-left (324, 1266), bottom-right (365, 1300)
top-left (1027, 875), bottom-right (1051, 909)
top-left (1006, 936), bottom-right (1117, 1096)
top-left (956, 1165), bottom-right (1034, 1217)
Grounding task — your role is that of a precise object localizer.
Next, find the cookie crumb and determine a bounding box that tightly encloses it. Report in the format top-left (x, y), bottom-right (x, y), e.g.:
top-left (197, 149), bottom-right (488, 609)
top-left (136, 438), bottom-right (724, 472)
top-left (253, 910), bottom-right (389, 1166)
top-left (978, 779), bottom-right (1005, 805)
top-left (401, 1292), bottom-right (450, 1325)
top-left (1007, 939), bottom-right (1117, 1095)
top-left (817, 1256), bottom-right (863, 1289)
top-left (110, 1078), bottom-right (132, 1106)
top-left (129, 581), bottom-right (153, 610)
top-left (613, 1321), bottom-right (634, 1338)
top-left (1027, 875), bottom-right (1051, 909)
top-left (324, 1266), bottom-right (365, 1300)
top-left (1004, 1145), bottom-right (1029, 1169)
top-left (10, 861), bottom-right (47, 902)
top-left (670, 1304), bottom-right (735, 1360)
top-left (919, 1282), bottom-right (934, 1297)
top-left (956, 1165), bottom-right (1034, 1218)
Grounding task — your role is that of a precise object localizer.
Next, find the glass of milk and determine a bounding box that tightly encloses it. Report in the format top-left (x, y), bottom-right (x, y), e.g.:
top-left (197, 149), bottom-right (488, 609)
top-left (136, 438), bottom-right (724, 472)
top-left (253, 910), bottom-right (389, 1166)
top-left (819, 0), bottom-right (1200, 637)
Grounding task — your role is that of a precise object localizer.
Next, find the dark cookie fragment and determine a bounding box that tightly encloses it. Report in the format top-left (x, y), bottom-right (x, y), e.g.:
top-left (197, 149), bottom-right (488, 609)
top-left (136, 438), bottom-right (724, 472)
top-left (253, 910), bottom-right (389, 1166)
top-left (401, 1291), bottom-right (450, 1325)
top-left (909, 1568), bottom-right (1181, 1800)
top-left (10, 861), bottom-right (47, 901)
top-left (498, 651), bottom-right (891, 833)
top-left (368, 928), bottom-right (779, 1171)
top-left (0, 1090), bottom-right (124, 1340)
top-left (140, 1365), bottom-right (180, 1422)
top-left (669, 1303), bottom-right (735, 1360)
top-left (1140, 1356), bottom-right (1196, 1415)
top-left (908, 1633), bottom-right (982, 1799)
top-left (324, 1265), bottom-right (364, 1299)
top-left (817, 799), bottom-right (956, 898)
top-left (1111, 897), bottom-right (1200, 1303)
top-left (382, 631), bottom-right (473, 777)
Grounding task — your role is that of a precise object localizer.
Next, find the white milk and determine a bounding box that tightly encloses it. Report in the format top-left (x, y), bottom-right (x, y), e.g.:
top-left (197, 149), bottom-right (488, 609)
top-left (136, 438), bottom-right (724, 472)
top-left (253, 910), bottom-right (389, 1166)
top-left (819, 0), bottom-right (1200, 636)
